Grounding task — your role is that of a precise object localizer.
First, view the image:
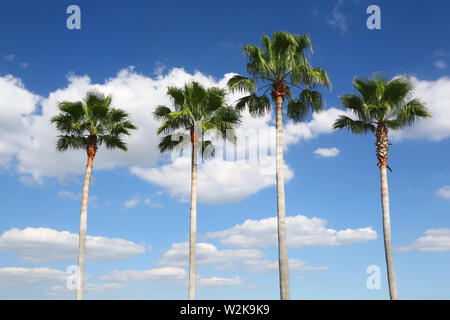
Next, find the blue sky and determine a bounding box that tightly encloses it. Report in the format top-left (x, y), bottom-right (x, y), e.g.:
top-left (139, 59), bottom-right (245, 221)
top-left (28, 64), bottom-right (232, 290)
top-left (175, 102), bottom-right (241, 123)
top-left (0, 0), bottom-right (449, 299)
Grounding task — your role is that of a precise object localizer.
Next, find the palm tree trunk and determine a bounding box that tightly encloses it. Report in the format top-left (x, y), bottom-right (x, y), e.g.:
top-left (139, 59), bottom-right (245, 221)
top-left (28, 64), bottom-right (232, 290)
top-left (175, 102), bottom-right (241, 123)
top-left (188, 139), bottom-right (198, 300)
top-left (275, 96), bottom-right (290, 300)
top-left (379, 165), bottom-right (398, 300)
top-left (76, 156), bottom-right (93, 300)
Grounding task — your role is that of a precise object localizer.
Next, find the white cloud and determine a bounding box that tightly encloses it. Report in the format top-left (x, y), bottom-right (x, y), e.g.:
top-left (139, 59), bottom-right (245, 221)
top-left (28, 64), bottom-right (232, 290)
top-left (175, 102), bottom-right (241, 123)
top-left (284, 108), bottom-right (352, 145)
top-left (57, 191), bottom-right (98, 206)
top-left (99, 267), bottom-right (187, 282)
top-left (0, 227), bottom-right (146, 263)
top-left (0, 267), bottom-right (68, 289)
top-left (313, 147), bottom-right (340, 158)
top-left (326, 0), bottom-right (347, 36)
top-left (45, 283), bottom-right (124, 297)
top-left (130, 96), bottom-right (346, 205)
top-left (391, 77), bottom-right (450, 141)
top-left (124, 194), bottom-right (151, 209)
top-left (434, 60), bottom-right (447, 69)
top-left (435, 186), bottom-right (450, 199)
top-left (243, 259), bottom-right (328, 272)
top-left (0, 67), bottom-right (343, 204)
top-left (3, 68), bottom-right (448, 191)
top-left (397, 229), bottom-right (450, 252)
top-left (1, 67), bottom-right (224, 183)
top-left (434, 50), bottom-right (446, 57)
top-left (99, 267), bottom-right (242, 288)
top-left (206, 214), bottom-right (377, 249)
top-left (131, 157), bottom-right (294, 204)
top-left (158, 242), bottom-right (264, 266)
top-left (128, 74), bottom-right (299, 205)
top-left (58, 190), bottom-right (80, 200)
top-left (197, 276), bottom-right (242, 288)
top-left (3, 54), bottom-right (15, 61)
top-left (0, 75), bottom-right (40, 167)
top-left (124, 197), bottom-right (140, 209)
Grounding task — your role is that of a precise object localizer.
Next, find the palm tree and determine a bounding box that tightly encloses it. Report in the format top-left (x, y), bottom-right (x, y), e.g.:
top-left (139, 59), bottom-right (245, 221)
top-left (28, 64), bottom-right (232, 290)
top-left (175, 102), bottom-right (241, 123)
top-left (333, 75), bottom-right (431, 300)
top-left (153, 81), bottom-right (240, 300)
top-left (51, 91), bottom-right (137, 300)
top-left (227, 31), bottom-right (331, 300)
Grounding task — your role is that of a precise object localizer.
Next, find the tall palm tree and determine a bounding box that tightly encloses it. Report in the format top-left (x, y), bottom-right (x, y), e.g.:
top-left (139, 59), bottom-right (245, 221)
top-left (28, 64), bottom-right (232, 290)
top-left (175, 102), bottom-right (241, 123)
top-left (333, 75), bottom-right (431, 300)
top-left (227, 31), bottom-right (331, 300)
top-left (51, 91), bottom-right (137, 300)
top-left (154, 81), bottom-right (240, 300)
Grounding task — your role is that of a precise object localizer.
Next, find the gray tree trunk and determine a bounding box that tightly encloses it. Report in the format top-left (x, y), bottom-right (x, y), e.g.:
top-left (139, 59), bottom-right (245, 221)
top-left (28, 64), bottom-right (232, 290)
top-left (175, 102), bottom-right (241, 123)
top-left (379, 165), bottom-right (398, 300)
top-left (275, 96), bottom-right (290, 300)
top-left (188, 139), bottom-right (198, 300)
top-left (76, 156), bottom-right (93, 300)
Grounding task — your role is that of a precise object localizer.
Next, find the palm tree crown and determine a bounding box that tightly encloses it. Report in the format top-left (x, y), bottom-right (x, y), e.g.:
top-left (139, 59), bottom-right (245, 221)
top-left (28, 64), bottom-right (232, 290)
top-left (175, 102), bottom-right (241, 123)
top-left (227, 31), bottom-right (331, 119)
top-left (51, 90), bottom-right (137, 158)
top-left (333, 76), bottom-right (431, 169)
top-left (154, 81), bottom-right (241, 155)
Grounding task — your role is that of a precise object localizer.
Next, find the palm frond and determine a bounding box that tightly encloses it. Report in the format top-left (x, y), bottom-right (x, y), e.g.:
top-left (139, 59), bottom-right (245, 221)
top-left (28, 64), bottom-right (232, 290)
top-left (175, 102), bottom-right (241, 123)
top-left (389, 98), bottom-right (431, 128)
top-left (157, 133), bottom-right (189, 153)
top-left (153, 105), bottom-right (172, 120)
top-left (235, 94), bottom-right (271, 117)
top-left (98, 135), bottom-right (128, 151)
top-left (333, 115), bottom-right (376, 134)
top-left (287, 99), bottom-right (308, 123)
top-left (340, 94), bottom-right (370, 122)
top-left (55, 135), bottom-right (88, 152)
top-left (227, 75), bottom-right (257, 93)
top-left (383, 77), bottom-right (412, 106)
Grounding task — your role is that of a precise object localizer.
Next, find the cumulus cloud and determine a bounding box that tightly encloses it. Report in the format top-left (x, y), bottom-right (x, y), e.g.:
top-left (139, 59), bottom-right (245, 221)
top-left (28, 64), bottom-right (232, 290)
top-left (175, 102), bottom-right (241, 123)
top-left (131, 157), bottom-right (294, 204)
top-left (435, 186), bottom-right (450, 199)
top-left (0, 66), bottom-right (350, 204)
top-left (128, 73), bottom-right (297, 205)
top-left (197, 276), bottom-right (242, 288)
top-left (0, 267), bottom-right (68, 289)
top-left (284, 108), bottom-right (352, 145)
top-left (313, 147), bottom-right (340, 158)
top-left (434, 60), bottom-right (447, 69)
top-left (391, 77), bottom-right (450, 141)
top-left (243, 259), bottom-right (328, 272)
top-left (157, 242), bottom-right (264, 266)
top-left (0, 75), bottom-right (40, 167)
top-left (130, 89), bottom-right (344, 205)
top-left (0, 66), bottom-right (346, 204)
top-left (99, 267), bottom-right (242, 288)
top-left (45, 283), bottom-right (124, 297)
top-left (397, 229), bottom-right (450, 252)
top-left (15, 69), bottom-right (166, 182)
top-left (0, 227), bottom-right (146, 263)
top-left (99, 267), bottom-right (186, 282)
top-left (206, 214), bottom-right (377, 249)
top-left (0, 68), bottom-right (225, 182)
